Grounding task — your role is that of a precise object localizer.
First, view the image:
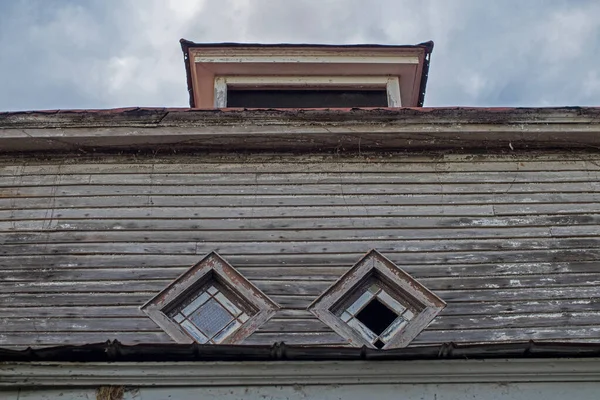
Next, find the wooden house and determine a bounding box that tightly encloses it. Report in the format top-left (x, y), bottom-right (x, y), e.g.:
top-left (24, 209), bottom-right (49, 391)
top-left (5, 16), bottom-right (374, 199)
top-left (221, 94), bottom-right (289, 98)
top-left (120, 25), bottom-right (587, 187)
top-left (2, 40), bottom-right (600, 399)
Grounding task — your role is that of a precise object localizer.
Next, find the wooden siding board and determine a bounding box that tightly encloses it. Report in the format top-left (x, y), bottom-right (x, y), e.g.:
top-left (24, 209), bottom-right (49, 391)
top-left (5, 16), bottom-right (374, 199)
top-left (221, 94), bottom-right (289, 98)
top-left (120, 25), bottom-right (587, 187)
top-left (1, 152), bottom-right (600, 347)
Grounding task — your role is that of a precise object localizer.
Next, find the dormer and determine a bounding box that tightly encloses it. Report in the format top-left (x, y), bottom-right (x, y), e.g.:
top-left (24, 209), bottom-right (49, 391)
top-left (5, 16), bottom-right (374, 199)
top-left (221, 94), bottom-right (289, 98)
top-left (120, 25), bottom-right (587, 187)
top-left (180, 40), bottom-right (433, 109)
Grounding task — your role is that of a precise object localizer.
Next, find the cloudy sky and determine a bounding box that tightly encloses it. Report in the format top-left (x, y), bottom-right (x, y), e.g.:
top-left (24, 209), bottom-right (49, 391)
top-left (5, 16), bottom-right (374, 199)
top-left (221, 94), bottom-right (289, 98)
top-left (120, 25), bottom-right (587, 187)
top-left (1, 0), bottom-right (599, 111)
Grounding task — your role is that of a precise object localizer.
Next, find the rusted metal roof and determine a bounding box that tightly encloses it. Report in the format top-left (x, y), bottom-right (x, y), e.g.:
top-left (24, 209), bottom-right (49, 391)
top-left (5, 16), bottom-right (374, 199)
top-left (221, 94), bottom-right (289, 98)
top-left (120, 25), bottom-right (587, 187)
top-left (179, 39), bottom-right (434, 108)
top-left (2, 341), bottom-right (600, 362)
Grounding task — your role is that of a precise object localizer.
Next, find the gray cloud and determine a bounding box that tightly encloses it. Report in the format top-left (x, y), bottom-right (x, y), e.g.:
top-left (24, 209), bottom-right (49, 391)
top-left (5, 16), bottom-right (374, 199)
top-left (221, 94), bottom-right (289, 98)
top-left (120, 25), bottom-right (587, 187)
top-left (1, 0), bottom-right (599, 111)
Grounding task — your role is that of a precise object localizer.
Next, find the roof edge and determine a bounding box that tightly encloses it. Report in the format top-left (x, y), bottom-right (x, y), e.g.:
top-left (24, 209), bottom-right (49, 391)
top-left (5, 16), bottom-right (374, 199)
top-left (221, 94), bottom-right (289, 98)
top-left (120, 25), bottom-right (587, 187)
top-left (2, 107), bottom-right (600, 154)
top-left (3, 342), bottom-right (600, 387)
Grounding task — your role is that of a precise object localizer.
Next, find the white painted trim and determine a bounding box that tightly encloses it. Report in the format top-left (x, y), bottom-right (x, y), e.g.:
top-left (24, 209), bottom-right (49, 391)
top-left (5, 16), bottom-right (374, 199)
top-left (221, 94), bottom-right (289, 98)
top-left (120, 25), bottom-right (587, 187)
top-left (195, 55), bottom-right (419, 64)
top-left (214, 77), bottom-right (227, 108)
top-left (215, 76), bottom-right (402, 108)
top-left (386, 77), bottom-right (402, 107)
top-left (223, 76), bottom-right (390, 87)
top-left (3, 358), bottom-right (600, 387)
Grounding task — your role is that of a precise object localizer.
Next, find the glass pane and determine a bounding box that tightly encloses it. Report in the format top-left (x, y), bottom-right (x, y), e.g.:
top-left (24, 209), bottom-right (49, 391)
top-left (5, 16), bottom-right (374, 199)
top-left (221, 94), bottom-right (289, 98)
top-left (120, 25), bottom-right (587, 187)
top-left (189, 298), bottom-right (234, 338)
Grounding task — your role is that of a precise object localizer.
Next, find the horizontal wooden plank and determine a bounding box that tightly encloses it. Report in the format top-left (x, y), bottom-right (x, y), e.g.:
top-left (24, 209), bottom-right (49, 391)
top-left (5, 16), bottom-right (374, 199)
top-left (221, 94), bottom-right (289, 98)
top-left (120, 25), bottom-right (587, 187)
top-left (0, 317), bottom-right (160, 332)
top-left (2, 170), bottom-right (600, 187)
top-left (2, 237), bottom-right (600, 256)
top-left (2, 285), bottom-right (598, 308)
top-left (3, 158), bottom-right (600, 176)
top-left (242, 332), bottom-right (347, 346)
top-left (0, 293), bottom-right (154, 307)
top-left (495, 203), bottom-right (600, 216)
top-left (0, 204), bottom-right (497, 221)
top-left (0, 267), bottom-right (342, 282)
top-left (436, 286), bottom-right (600, 303)
top-left (4, 225), bottom-right (599, 244)
top-left (2, 182), bottom-right (599, 198)
top-left (0, 332), bottom-right (173, 347)
top-left (430, 311), bottom-right (600, 331)
top-left (0, 280), bottom-right (331, 296)
top-left (259, 318), bottom-right (332, 333)
top-left (2, 261), bottom-right (600, 282)
top-left (414, 326), bottom-right (600, 344)
top-left (2, 273), bottom-right (600, 295)
top-left (0, 298), bottom-right (596, 320)
top-left (3, 214), bottom-right (600, 234)
top-left (0, 306), bottom-right (144, 318)
top-left (441, 299), bottom-right (600, 316)
top-left (4, 193), bottom-right (600, 211)
top-left (2, 248), bottom-right (600, 269)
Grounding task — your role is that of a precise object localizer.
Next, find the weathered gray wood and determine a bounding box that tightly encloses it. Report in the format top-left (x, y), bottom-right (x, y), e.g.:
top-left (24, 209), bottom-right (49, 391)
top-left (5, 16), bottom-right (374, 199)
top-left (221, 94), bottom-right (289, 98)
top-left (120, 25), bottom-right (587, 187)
top-left (3, 107), bottom-right (600, 152)
top-left (2, 181), bottom-right (600, 199)
top-left (3, 225), bottom-right (598, 244)
top-left (2, 170), bottom-right (600, 187)
top-left (2, 156), bottom-right (600, 175)
top-left (0, 204), bottom-right (498, 221)
top-left (413, 326), bottom-right (600, 345)
top-left (4, 192), bottom-right (600, 211)
top-left (0, 306), bottom-right (144, 318)
top-left (258, 318), bottom-right (333, 333)
top-left (2, 261), bottom-right (599, 282)
top-left (0, 332), bottom-right (173, 347)
top-left (3, 237), bottom-right (600, 257)
top-left (430, 311), bottom-right (600, 330)
top-left (1, 151), bottom-right (600, 348)
top-left (0, 317), bottom-right (160, 332)
top-left (440, 299), bottom-right (600, 316)
top-left (5, 214), bottom-right (600, 233)
top-left (242, 332), bottom-right (348, 346)
top-left (2, 249), bottom-right (600, 270)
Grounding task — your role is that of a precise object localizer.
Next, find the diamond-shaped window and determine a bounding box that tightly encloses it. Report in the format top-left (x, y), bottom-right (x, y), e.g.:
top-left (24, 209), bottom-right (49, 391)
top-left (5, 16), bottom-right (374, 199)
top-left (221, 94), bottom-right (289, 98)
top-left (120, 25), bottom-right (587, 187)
top-left (309, 250), bottom-right (445, 349)
top-left (142, 252), bottom-right (277, 344)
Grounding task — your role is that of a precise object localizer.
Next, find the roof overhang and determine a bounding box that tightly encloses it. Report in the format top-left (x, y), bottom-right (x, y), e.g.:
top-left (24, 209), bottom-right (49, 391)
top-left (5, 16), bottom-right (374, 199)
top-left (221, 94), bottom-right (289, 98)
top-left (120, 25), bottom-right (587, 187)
top-left (3, 358), bottom-right (600, 387)
top-left (3, 341), bottom-right (600, 387)
top-left (180, 40), bottom-right (434, 108)
top-left (1, 107), bottom-right (600, 154)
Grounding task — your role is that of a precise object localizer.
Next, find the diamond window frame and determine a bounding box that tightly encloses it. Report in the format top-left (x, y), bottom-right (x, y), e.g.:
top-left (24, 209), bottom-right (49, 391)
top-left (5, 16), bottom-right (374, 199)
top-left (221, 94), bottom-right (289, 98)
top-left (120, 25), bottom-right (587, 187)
top-left (309, 250), bottom-right (446, 349)
top-left (141, 252), bottom-right (278, 345)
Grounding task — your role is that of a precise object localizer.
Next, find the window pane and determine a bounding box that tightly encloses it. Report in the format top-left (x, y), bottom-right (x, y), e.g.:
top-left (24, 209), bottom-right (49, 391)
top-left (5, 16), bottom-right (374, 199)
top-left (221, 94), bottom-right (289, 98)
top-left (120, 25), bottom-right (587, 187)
top-left (189, 298), bottom-right (234, 338)
top-left (227, 89), bottom-right (388, 108)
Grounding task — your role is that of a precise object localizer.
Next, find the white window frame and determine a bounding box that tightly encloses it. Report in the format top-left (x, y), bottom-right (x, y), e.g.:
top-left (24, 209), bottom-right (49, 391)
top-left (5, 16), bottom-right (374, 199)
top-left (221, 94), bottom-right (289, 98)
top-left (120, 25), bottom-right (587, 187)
top-left (213, 76), bottom-right (402, 108)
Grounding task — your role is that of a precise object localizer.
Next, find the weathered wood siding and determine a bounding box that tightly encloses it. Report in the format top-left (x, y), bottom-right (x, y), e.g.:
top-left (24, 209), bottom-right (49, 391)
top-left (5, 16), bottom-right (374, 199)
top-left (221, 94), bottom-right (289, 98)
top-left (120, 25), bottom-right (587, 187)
top-left (1, 152), bottom-right (599, 348)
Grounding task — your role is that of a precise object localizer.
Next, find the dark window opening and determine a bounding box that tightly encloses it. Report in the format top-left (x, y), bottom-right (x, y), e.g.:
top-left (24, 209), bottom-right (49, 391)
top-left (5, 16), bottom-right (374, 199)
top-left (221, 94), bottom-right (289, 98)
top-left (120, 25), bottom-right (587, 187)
top-left (356, 298), bottom-right (398, 335)
top-left (374, 339), bottom-right (386, 349)
top-left (227, 89), bottom-right (388, 108)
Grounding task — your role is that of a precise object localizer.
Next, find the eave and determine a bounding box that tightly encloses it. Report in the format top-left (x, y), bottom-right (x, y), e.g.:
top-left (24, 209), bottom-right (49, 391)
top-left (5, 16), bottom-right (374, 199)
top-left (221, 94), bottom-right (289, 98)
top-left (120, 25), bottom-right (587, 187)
top-left (4, 341), bottom-right (600, 387)
top-left (1, 107), bottom-right (600, 154)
